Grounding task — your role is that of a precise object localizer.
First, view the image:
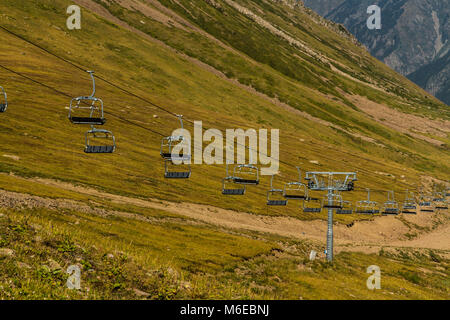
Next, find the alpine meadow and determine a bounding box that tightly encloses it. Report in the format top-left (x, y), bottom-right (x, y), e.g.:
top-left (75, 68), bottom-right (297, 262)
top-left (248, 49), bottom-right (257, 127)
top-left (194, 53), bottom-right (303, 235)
top-left (0, 0), bottom-right (449, 301)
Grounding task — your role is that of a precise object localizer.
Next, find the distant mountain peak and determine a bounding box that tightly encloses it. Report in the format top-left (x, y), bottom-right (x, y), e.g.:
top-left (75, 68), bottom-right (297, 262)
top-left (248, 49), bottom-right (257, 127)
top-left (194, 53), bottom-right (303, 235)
top-left (303, 0), bottom-right (450, 105)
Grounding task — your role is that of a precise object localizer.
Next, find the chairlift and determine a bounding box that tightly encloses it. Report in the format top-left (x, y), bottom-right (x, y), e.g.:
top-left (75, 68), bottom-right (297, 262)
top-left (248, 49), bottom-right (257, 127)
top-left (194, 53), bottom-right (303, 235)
top-left (419, 201), bottom-right (434, 212)
top-left (382, 191), bottom-right (399, 215)
top-left (435, 202), bottom-right (448, 210)
top-left (0, 86), bottom-right (7, 112)
top-left (84, 127), bottom-right (116, 153)
top-left (160, 115), bottom-right (189, 161)
top-left (222, 163), bottom-right (245, 195)
top-left (283, 167), bottom-right (308, 200)
top-left (433, 198), bottom-right (448, 210)
top-left (419, 192), bottom-right (434, 212)
top-left (267, 175), bottom-right (287, 206)
top-left (323, 193), bottom-right (343, 209)
top-left (401, 190), bottom-right (417, 214)
top-left (233, 162), bottom-right (259, 185)
top-left (69, 71), bottom-right (106, 125)
top-left (432, 189), bottom-right (448, 210)
top-left (303, 197), bottom-right (322, 213)
top-left (355, 189), bottom-right (379, 214)
top-left (164, 159), bottom-right (191, 179)
top-left (336, 200), bottom-right (353, 214)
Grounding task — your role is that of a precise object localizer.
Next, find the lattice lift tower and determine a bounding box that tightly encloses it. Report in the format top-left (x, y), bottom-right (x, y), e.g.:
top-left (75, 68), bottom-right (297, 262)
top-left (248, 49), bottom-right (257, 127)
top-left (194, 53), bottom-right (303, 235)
top-left (305, 172), bottom-right (357, 262)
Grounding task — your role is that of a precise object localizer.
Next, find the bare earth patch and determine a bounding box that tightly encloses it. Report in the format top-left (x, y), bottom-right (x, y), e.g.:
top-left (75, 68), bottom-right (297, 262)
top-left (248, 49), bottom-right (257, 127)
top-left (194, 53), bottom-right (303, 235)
top-left (2, 175), bottom-right (448, 255)
top-left (348, 94), bottom-right (450, 146)
top-left (2, 154), bottom-right (20, 161)
top-left (114, 0), bottom-right (190, 31)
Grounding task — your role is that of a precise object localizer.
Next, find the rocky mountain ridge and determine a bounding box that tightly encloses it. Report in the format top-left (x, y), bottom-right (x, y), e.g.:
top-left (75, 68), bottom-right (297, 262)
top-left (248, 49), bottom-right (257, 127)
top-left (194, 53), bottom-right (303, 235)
top-left (303, 0), bottom-right (450, 105)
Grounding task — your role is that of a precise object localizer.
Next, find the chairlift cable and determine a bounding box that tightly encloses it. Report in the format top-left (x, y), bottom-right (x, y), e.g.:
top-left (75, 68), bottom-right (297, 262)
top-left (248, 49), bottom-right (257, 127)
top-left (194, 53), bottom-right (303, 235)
top-left (0, 25), bottom-right (439, 192)
top-left (0, 25), bottom-right (178, 117)
top-left (1, 25), bottom-right (394, 177)
top-left (0, 63), bottom-right (167, 138)
top-left (0, 62), bottom-right (213, 159)
top-left (0, 25), bottom-right (296, 169)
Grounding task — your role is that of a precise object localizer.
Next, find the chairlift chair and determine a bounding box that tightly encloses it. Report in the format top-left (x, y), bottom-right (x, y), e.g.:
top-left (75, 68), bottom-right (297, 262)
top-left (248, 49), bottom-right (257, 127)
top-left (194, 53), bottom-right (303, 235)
top-left (435, 202), bottom-right (448, 210)
top-left (160, 115), bottom-right (189, 161)
top-left (419, 201), bottom-right (434, 212)
top-left (84, 127), bottom-right (116, 154)
top-left (164, 159), bottom-right (191, 179)
top-left (336, 200), bottom-right (353, 214)
top-left (432, 191), bottom-right (448, 210)
top-left (322, 193), bottom-right (343, 209)
top-left (303, 197), bottom-right (322, 213)
top-left (419, 193), bottom-right (434, 212)
top-left (222, 163), bottom-right (245, 195)
top-left (233, 163), bottom-right (259, 185)
top-left (382, 191), bottom-right (399, 215)
top-left (0, 86), bottom-right (7, 112)
top-left (434, 199), bottom-right (448, 210)
top-left (283, 167), bottom-right (308, 200)
top-left (401, 190), bottom-right (417, 214)
top-left (267, 175), bottom-right (288, 206)
top-left (355, 189), bottom-right (379, 214)
top-left (69, 71), bottom-right (106, 125)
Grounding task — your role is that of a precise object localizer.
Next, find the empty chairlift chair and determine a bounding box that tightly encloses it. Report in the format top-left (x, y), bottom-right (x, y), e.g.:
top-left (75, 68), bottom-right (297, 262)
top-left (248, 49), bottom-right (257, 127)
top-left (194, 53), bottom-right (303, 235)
top-left (420, 201), bottom-right (434, 212)
top-left (419, 193), bottom-right (434, 212)
top-left (0, 86), bottom-right (7, 113)
top-left (160, 115), bottom-right (189, 161)
top-left (160, 115), bottom-right (191, 179)
top-left (303, 197), bottom-right (322, 213)
top-left (283, 167), bottom-right (308, 200)
top-left (355, 189), bottom-right (379, 214)
top-left (164, 160), bottom-right (191, 179)
top-left (164, 153), bottom-right (191, 179)
top-left (382, 191), bottom-right (399, 215)
top-left (432, 187), bottom-right (448, 210)
top-left (84, 127), bottom-right (116, 154)
top-left (68, 71), bottom-right (106, 125)
top-left (267, 175), bottom-right (288, 206)
top-left (336, 199), bottom-right (353, 215)
top-left (233, 163), bottom-right (259, 186)
top-left (323, 193), bottom-right (343, 209)
top-left (222, 163), bottom-right (245, 195)
top-left (435, 201), bottom-right (449, 210)
top-left (402, 190), bottom-right (417, 214)
top-left (433, 192), bottom-right (448, 210)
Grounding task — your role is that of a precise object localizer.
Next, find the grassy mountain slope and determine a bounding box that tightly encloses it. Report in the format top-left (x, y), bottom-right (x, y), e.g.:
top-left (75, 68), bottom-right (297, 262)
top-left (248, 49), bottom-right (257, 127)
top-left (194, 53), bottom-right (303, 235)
top-left (0, 0), bottom-right (449, 299)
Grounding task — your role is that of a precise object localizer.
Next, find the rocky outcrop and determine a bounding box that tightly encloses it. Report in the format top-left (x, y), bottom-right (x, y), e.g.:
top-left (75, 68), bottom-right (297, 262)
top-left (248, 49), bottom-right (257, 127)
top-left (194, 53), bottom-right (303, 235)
top-left (303, 0), bottom-right (450, 105)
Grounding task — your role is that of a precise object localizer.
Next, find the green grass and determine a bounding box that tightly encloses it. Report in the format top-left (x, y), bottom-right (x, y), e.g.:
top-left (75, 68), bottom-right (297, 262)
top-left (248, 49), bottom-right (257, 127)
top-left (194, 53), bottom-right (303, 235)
top-left (0, 0), bottom-right (448, 217)
top-left (1, 209), bottom-right (448, 299)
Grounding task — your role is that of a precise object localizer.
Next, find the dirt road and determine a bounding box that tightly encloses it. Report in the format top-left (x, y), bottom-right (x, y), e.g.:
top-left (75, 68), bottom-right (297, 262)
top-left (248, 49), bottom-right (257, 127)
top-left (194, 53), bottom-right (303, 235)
top-left (1, 175), bottom-right (447, 254)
